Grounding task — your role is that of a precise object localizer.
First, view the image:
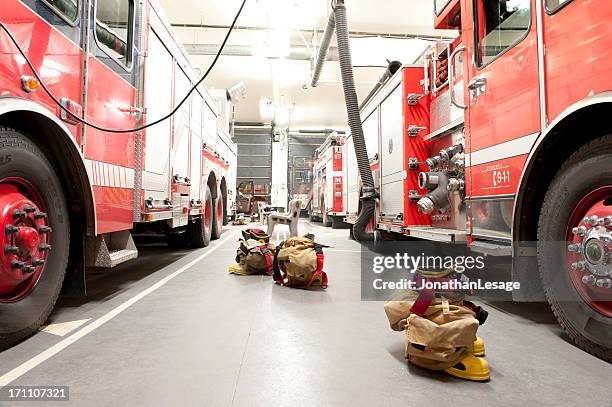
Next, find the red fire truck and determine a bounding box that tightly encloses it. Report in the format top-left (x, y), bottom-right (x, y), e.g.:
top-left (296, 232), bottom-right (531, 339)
top-left (346, 0), bottom-right (612, 360)
top-left (0, 0), bottom-right (236, 348)
top-left (310, 132), bottom-right (347, 228)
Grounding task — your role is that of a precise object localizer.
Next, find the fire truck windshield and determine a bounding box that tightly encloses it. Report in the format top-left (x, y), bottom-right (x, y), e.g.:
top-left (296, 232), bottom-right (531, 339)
top-left (476, 0), bottom-right (531, 66)
top-left (43, 0), bottom-right (78, 22)
top-left (95, 0), bottom-right (133, 65)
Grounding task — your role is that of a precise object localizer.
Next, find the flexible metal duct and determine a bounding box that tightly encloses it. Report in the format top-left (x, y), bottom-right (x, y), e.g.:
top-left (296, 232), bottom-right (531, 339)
top-left (310, 11), bottom-right (336, 88)
top-left (311, 0), bottom-right (378, 241)
top-left (360, 60), bottom-right (403, 109)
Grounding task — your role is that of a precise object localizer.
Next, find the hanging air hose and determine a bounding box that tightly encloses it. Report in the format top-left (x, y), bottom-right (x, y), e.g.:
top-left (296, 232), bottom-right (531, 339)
top-left (311, 0), bottom-right (379, 241)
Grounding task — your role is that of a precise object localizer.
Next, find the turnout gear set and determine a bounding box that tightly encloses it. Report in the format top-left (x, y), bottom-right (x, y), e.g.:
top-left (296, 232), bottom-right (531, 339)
top-left (228, 229), bottom-right (275, 275)
top-left (273, 236), bottom-right (328, 289)
top-left (229, 231), bottom-right (329, 289)
top-left (384, 268), bottom-right (490, 381)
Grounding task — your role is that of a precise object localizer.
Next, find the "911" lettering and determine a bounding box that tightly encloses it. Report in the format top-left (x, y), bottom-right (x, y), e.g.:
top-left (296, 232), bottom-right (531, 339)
top-left (492, 169), bottom-right (510, 187)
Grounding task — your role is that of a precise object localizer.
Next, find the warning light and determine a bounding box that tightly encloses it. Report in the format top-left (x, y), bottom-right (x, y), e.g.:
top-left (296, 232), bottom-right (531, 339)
top-left (21, 75), bottom-right (40, 93)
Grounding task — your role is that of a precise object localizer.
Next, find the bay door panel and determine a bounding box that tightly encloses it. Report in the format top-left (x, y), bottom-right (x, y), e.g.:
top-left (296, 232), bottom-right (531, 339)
top-left (463, 0), bottom-right (541, 198)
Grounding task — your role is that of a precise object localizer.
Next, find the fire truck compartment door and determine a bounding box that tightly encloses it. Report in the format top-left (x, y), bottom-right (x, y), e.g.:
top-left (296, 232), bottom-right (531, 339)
top-left (172, 67), bottom-right (191, 181)
top-left (325, 157), bottom-right (334, 210)
top-left (143, 29), bottom-right (173, 201)
top-left (379, 84), bottom-right (405, 218)
top-left (465, 0), bottom-right (541, 198)
top-left (190, 93), bottom-right (204, 201)
top-left (345, 135), bottom-right (360, 215)
top-left (363, 109), bottom-right (379, 160)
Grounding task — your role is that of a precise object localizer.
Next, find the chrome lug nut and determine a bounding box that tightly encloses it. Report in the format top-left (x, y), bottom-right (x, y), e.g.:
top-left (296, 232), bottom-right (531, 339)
top-left (12, 209), bottom-right (26, 218)
top-left (23, 205), bottom-right (36, 213)
top-left (572, 226), bottom-right (587, 236)
top-left (582, 275), bottom-right (596, 286)
top-left (22, 265), bottom-right (36, 273)
top-left (11, 260), bottom-right (25, 269)
top-left (596, 278), bottom-right (612, 289)
top-left (3, 245), bottom-right (18, 255)
top-left (567, 243), bottom-right (582, 253)
top-left (572, 261), bottom-right (586, 271)
top-left (33, 211), bottom-right (47, 219)
top-left (4, 225), bottom-right (19, 235)
top-left (32, 258), bottom-right (45, 266)
top-left (39, 226), bottom-right (52, 233)
top-left (38, 243), bottom-right (51, 251)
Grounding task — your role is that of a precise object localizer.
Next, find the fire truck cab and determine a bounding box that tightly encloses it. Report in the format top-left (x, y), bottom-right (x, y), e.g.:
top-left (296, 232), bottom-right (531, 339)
top-left (310, 132), bottom-right (347, 228)
top-left (344, 0), bottom-right (612, 359)
top-left (0, 0), bottom-right (237, 349)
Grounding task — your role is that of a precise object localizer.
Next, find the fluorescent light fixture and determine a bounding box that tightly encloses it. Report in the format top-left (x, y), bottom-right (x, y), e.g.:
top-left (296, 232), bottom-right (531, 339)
top-left (227, 82), bottom-right (247, 103)
top-left (256, 0), bottom-right (324, 30)
top-left (251, 30), bottom-right (290, 59)
top-left (350, 37), bottom-right (430, 66)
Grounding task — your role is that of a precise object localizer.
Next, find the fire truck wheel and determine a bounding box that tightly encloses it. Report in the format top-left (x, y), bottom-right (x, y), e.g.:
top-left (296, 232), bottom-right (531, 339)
top-left (322, 199), bottom-right (332, 227)
top-left (222, 198), bottom-right (229, 226)
top-left (322, 210), bottom-right (332, 227)
top-left (331, 216), bottom-right (349, 229)
top-left (0, 128), bottom-right (69, 350)
top-left (538, 135), bottom-right (612, 362)
top-left (189, 185), bottom-right (213, 248)
top-left (165, 231), bottom-right (188, 249)
top-left (211, 196), bottom-right (223, 240)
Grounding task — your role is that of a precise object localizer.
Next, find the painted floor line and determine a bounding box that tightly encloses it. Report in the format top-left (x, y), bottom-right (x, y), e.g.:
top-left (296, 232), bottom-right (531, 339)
top-left (40, 319), bottom-right (91, 337)
top-left (0, 230), bottom-right (239, 387)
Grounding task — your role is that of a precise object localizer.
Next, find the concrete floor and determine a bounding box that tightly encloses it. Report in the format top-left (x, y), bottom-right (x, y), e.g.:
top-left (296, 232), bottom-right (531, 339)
top-left (0, 220), bottom-right (610, 406)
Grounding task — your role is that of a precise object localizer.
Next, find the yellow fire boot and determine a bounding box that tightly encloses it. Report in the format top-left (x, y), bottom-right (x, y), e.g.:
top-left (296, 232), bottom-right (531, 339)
top-left (444, 354), bottom-right (490, 382)
top-left (466, 336), bottom-right (485, 357)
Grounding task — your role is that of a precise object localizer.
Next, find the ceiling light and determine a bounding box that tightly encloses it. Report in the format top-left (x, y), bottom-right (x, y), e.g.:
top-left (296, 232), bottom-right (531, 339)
top-left (227, 82), bottom-right (247, 103)
top-left (251, 30), bottom-right (290, 59)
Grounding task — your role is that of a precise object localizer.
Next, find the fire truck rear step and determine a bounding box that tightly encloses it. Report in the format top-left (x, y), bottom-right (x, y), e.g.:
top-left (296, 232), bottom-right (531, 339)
top-left (86, 231), bottom-right (139, 268)
top-left (406, 226), bottom-right (467, 243)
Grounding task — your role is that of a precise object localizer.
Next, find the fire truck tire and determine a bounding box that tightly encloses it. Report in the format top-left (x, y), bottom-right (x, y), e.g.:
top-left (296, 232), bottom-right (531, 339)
top-left (222, 198), bottom-right (229, 226)
top-left (165, 231), bottom-right (188, 248)
top-left (322, 210), bottom-right (332, 227)
top-left (0, 128), bottom-right (69, 351)
top-left (538, 135), bottom-right (612, 362)
top-left (189, 185), bottom-right (213, 248)
top-left (211, 196), bottom-right (223, 240)
top-left (322, 198), bottom-right (332, 227)
top-left (331, 216), bottom-right (349, 229)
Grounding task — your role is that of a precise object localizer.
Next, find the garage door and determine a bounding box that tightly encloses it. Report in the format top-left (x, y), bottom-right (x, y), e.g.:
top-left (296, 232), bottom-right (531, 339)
top-left (288, 133), bottom-right (328, 207)
top-left (234, 126), bottom-right (272, 202)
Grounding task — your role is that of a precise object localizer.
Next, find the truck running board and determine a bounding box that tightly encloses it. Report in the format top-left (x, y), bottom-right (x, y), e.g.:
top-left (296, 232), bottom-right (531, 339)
top-left (468, 240), bottom-right (512, 256)
top-left (406, 226), bottom-right (467, 243)
top-left (85, 231), bottom-right (139, 268)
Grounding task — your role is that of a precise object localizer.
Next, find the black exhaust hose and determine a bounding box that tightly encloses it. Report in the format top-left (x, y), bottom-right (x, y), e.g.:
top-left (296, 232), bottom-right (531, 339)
top-left (360, 60), bottom-right (402, 110)
top-left (311, 12), bottom-right (336, 88)
top-left (333, 1), bottom-right (378, 241)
